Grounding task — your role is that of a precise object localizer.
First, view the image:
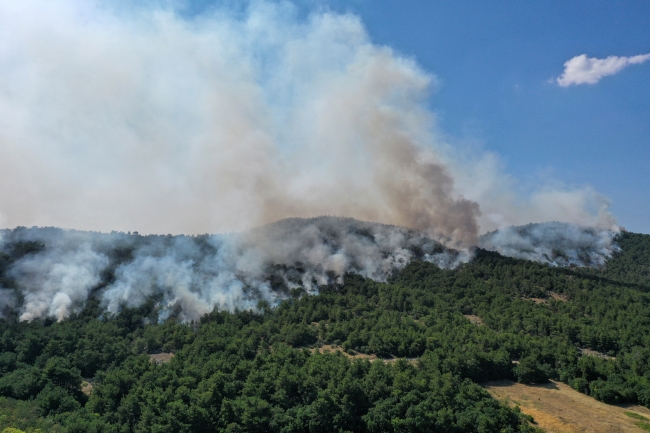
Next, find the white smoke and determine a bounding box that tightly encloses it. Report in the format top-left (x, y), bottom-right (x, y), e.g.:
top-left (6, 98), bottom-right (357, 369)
top-left (102, 217), bottom-right (470, 322)
top-left (0, 218), bottom-right (623, 322)
top-left (4, 229), bottom-right (111, 321)
top-left (0, 217), bottom-right (469, 322)
top-left (100, 233), bottom-right (268, 322)
top-left (0, 0), bottom-right (617, 246)
top-left (479, 222), bottom-right (620, 267)
top-left (0, 1), bottom-right (624, 321)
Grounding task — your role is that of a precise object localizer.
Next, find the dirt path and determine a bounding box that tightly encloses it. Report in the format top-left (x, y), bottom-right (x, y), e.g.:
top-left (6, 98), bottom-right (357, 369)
top-left (484, 380), bottom-right (650, 432)
top-left (310, 345), bottom-right (417, 364)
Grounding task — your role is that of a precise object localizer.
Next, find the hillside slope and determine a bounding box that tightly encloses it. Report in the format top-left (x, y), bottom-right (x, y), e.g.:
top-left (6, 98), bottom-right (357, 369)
top-left (0, 230), bottom-right (648, 432)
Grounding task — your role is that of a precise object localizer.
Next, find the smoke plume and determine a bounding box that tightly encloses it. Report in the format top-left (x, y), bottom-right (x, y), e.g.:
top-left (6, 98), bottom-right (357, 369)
top-left (0, 217), bottom-right (622, 322)
top-left (0, 1), bottom-right (624, 322)
top-left (0, 0), bottom-right (616, 246)
top-left (0, 218), bottom-right (468, 322)
top-left (479, 222), bottom-right (620, 267)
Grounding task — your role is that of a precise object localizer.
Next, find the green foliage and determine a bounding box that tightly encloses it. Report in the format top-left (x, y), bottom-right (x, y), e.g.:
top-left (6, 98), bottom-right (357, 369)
top-left (513, 356), bottom-right (550, 384)
top-left (0, 231), bottom-right (648, 431)
top-left (0, 397), bottom-right (62, 432)
top-left (636, 421), bottom-right (650, 432)
top-left (35, 384), bottom-right (80, 416)
top-left (2, 428), bottom-right (27, 433)
top-left (590, 232), bottom-right (650, 287)
top-left (624, 411), bottom-right (648, 421)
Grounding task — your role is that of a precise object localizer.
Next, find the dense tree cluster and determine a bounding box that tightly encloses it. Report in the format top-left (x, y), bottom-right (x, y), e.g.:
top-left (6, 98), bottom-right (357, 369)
top-left (0, 232), bottom-right (648, 432)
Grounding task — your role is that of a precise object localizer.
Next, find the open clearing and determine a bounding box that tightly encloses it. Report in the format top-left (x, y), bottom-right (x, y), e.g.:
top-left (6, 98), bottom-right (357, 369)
top-left (149, 352), bottom-right (175, 364)
top-left (484, 379), bottom-right (650, 432)
top-left (81, 380), bottom-right (94, 395)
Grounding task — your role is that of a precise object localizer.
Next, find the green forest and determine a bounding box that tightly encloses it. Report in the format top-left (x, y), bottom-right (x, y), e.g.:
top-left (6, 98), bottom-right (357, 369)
top-left (0, 231), bottom-right (649, 432)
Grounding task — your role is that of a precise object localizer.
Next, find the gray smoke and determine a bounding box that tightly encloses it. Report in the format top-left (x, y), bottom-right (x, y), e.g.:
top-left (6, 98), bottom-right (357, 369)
top-left (0, 0), bottom-right (617, 246)
top-left (11, 244), bottom-right (108, 321)
top-left (0, 217), bottom-right (468, 322)
top-left (0, 218), bottom-right (622, 322)
top-left (1, 228), bottom-right (118, 321)
top-left (0, 1), bottom-right (624, 322)
top-left (479, 222), bottom-right (620, 267)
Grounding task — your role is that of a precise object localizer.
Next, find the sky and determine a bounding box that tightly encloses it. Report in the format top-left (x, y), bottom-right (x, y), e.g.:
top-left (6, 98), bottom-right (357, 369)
top-left (184, 0), bottom-right (650, 233)
top-left (303, 0), bottom-right (650, 233)
top-left (0, 0), bottom-right (648, 236)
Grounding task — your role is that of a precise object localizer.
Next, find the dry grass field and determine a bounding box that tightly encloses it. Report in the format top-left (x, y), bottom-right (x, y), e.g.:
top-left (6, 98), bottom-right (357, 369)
top-left (484, 379), bottom-right (650, 432)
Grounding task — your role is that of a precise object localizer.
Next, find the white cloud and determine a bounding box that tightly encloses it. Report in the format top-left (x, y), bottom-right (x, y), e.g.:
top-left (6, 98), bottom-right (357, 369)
top-left (557, 53), bottom-right (650, 86)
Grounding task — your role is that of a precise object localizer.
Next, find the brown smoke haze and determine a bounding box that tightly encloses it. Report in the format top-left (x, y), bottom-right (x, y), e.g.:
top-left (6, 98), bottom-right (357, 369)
top-left (0, 0), bottom-right (617, 247)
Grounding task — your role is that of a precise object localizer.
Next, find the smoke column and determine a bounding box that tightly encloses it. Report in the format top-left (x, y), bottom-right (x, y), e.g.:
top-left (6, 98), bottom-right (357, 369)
top-left (0, 0), bottom-right (615, 244)
top-left (0, 1), bottom-right (622, 322)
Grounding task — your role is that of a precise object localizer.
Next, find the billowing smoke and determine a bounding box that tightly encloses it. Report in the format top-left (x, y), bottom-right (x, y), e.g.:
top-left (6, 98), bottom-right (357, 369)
top-left (11, 243), bottom-right (108, 321)
top-left (0, 0), bottom-right (616, 246)
top-left (0, 1), bottom-right (623, 322)
top-left (0, 218), bottom-right (622, 322)
top-left (0, 217), bottom-right (468, 322)
top-left (479, 222), bottom-right (620, 267)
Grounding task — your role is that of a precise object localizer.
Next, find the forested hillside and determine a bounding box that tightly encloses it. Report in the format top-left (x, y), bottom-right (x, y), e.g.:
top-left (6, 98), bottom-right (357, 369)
top-left (0, 231), bottom-right (648, 432)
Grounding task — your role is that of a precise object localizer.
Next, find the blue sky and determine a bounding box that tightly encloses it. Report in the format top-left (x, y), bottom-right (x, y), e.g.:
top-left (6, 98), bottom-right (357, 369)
top-left (184, 0), bottom-right (650, 233)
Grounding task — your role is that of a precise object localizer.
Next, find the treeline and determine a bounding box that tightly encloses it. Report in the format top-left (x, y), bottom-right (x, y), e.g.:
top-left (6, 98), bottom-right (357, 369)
top-left (0, 232), bottom-right (648, 432)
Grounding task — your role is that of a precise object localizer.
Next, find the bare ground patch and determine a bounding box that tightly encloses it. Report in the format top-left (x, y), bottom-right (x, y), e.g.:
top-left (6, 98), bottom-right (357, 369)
top-left (528, 298), bottom-right (548, 304)
top-left (311, 344), bottom-right (379, 361)
top-left (310, 345), bottom-right (417, 364)
top-left (484, 379), bottom-right (650, 432)
top-left (463, 315), bottom-right (484, 325)
top-left (549, 292), bottom-right (568, 302)
top-left (580, 348), bottom-right (616, 360)
top-left (149, 352), bottom-right (175, 364)
top-left (81, 380), bottom-right (94, 395)
top-left (524, 292), bottom-right (568, 305)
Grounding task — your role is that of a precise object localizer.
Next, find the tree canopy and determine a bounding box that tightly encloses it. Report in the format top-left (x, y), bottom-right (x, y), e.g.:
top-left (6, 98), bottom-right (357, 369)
top-left (0, 231), bottom-right (649, 432)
